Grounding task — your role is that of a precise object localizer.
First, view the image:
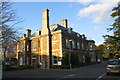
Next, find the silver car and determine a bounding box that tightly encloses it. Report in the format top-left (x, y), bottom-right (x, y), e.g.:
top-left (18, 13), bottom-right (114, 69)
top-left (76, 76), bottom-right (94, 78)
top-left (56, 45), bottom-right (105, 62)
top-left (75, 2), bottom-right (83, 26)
top-left (106, 59), bottom-right (120, 75)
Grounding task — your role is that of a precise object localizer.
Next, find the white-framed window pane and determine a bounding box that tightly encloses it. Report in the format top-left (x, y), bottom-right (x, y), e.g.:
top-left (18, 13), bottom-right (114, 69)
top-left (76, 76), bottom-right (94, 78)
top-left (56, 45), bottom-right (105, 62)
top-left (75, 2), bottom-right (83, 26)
top-left (20, 57), bottom-right (23, 65)
top-left (72, 40), bottom-right (75, 48)
top-left (53, 55), bottom-right (57, 65)
top-left (77, 33), bottom-right (80, 37)
top-left (82, 43), bottom-right (84, 50)
top-left (83, 56), bottom-right (85, 63)
top-left (19, 44), bottom-right (23, 52)
top-left (66, 39), bottom-right (69, 47)
top-left (31, 42), bottom-right (36, 50)
top-left (68, 29), bottom-right (71, 33)
top-left (32, 56), bottom-right (36, 65)
top-left (89, 44), bottom-right (93, 50)
top-left (32, 59), bottom-right (36, 64)
top-left (77, 42), bottom-right (80, 49)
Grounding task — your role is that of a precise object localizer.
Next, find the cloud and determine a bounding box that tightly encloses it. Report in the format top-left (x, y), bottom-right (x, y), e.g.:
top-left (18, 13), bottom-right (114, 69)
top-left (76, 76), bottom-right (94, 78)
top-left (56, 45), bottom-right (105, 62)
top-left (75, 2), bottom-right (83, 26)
top-left (78, 1), bottom-right (118, 23)
top-left (93, 26), bottom-right (100, 30)
top-left (68, 0), bottom-right (118, 3)
top-left (76, 0), bottom-right (94, 5)
top-left (96, 42), bottom-right (104, 46)
top-left (71, 23), bottom-right (75, 26)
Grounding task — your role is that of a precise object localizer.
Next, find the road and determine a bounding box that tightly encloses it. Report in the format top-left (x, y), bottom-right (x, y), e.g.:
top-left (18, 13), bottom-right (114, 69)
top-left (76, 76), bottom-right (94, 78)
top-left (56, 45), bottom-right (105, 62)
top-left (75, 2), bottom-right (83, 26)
top-left (2, 61), bottom-right (120, 80)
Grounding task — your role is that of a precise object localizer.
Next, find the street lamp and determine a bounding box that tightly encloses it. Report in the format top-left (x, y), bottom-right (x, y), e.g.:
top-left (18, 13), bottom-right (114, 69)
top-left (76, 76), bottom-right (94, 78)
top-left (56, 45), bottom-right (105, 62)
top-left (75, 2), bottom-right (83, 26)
top-left (69, 40), bottom-right (72, 70)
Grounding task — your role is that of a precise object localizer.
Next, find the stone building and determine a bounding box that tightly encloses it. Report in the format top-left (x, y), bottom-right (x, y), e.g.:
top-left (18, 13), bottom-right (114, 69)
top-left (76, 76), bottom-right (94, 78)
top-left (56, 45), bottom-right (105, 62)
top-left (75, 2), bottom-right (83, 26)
top-left (17, 9), bottom-right (96, 69)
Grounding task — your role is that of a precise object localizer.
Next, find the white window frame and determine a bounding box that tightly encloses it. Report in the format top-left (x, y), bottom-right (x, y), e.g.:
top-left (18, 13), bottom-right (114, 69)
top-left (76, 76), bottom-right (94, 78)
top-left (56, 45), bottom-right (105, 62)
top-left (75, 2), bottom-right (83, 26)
top-left (82, 43), bottom-right (84, 50)
top-left (77, 42), bottom-right (80, 49)
top-left (19, 44), bottom-right (23, 52)
top-left (89, 44), bottom-right (93, 51)
top-left (77, 33), bottom-right (80, 37)
top-left (39, 55), bottom-right (42, 65)
top-left (83, 56), bottom-right (85, 63)
top-left (72, 40), bottom-right (75, 49)
top-left (32, 55), bottom-right (36, 65)
top-left (20, 57), bottom-right (23, 65)
top-left (66, 39), bottom-right (69, 47)
top-left (68, 29), bottom-right (71, 33)
top-left (53, 55), bottom-right (58, 65)
top-left (31, 42), bottom-right (36, 51)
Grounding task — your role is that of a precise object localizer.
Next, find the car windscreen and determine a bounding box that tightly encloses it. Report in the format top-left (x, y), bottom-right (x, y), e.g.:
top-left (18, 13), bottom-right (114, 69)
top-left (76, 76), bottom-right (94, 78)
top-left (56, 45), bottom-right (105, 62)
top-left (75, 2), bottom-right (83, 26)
top-left (107, 60), bottom-right (120, 65)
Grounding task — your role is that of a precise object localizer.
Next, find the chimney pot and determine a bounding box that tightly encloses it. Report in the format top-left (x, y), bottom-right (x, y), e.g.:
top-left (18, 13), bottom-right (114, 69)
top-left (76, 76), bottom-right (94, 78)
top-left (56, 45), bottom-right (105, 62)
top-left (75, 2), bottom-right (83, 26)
top-left (61, 19), bottom-right (68, 28)
top-left (26, 29), bottom-right (31, 37)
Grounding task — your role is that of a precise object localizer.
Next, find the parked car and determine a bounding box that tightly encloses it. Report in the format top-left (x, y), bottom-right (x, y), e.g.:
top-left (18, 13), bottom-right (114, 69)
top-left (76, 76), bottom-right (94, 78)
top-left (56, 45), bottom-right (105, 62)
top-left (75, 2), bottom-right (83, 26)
top-left (106, 59), bottom-right (120, 75)
top-left (5, 61), bottom-right (10, 66)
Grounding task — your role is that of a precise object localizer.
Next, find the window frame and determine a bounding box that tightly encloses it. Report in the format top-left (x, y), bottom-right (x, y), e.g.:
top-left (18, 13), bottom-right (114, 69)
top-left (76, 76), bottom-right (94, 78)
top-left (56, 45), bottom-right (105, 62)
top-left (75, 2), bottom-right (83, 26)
top-left (53, 55), bottom-right (58, 65)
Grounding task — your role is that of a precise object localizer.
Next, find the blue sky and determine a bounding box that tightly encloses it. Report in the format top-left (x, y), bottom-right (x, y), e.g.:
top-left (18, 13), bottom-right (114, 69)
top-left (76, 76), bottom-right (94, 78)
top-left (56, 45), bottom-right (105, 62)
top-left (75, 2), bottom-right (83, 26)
top-left (12, 1), bottom-right (118, 45)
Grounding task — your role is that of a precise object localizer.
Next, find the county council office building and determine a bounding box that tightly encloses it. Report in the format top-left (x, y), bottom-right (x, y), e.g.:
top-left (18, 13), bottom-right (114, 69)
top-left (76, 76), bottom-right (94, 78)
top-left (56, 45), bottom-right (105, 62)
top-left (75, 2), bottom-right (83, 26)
top-left (17, 9), bottom-right (97, 69)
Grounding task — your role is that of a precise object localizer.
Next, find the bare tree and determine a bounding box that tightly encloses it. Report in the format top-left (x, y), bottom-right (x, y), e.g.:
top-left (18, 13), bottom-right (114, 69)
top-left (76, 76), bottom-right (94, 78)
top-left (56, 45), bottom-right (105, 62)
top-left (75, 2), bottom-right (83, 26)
top-left (0, 2), bottom-right (22, 71)
top-left (0, 2), bottom-right (22, 42)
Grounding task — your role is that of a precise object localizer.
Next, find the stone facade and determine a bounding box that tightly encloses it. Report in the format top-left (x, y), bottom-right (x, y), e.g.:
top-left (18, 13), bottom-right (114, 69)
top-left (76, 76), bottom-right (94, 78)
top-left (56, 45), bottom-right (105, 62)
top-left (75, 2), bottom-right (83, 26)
top-left (17, 9), bottom-right (97, 69)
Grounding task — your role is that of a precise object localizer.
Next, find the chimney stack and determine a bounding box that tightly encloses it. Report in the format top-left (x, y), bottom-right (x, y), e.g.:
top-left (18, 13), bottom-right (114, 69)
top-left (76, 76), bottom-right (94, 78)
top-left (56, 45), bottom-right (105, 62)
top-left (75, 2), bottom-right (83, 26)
top-left (23, 34), bottom-right (26, 38)
top-left (42, 9), bottom-right (49, 28)
top-left (26, 29), bottom-right (31, 37)
top-left (41, 9), bottom-right (49, 35)
top-left (61, 19), bottom-right (68, 28)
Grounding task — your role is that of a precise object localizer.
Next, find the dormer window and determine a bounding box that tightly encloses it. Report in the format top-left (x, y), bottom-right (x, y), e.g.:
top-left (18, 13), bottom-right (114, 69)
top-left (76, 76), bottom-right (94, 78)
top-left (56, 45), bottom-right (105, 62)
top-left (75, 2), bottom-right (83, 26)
top-left (68, 29), bottom-right (71, 33)
top-left (52, 28), bottom-right (55, 32)
top-left (77, 33), bottom-right (80, 37)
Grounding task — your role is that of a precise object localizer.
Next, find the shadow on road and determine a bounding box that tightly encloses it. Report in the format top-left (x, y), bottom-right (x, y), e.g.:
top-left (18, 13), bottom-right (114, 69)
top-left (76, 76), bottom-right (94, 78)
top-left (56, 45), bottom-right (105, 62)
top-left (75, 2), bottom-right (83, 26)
top-left (107, 73), bottom-right (120, 77)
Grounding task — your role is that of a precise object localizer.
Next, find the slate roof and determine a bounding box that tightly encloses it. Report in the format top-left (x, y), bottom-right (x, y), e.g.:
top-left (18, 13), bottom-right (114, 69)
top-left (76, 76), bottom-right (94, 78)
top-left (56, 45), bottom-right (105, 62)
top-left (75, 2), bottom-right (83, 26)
top-left (30, 24), bottom-right (87, 40)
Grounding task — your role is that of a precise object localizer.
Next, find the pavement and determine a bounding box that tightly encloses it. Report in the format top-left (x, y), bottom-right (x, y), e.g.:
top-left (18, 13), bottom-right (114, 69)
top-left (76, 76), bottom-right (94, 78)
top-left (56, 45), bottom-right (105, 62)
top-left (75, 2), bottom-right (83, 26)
top-left (2, 61), bottom-right (120, 80)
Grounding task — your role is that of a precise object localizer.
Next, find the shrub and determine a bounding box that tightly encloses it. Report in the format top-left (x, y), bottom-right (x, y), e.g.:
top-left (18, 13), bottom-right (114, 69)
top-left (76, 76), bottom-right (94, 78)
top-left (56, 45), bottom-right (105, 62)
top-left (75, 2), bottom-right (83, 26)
top-left (62, 52), bottom-right (80, 68)
top-left (5, 65), bottom-right (34, 71)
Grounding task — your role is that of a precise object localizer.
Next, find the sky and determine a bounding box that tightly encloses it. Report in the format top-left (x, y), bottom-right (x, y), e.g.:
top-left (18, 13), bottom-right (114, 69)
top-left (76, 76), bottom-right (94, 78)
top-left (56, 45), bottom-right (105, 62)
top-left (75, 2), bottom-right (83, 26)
top-left (10, 0), bottom-right (119, 45)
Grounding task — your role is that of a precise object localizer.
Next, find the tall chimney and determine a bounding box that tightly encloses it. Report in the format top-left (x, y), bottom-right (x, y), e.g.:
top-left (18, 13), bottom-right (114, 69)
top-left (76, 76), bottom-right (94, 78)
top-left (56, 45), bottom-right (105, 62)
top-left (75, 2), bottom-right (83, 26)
top-left (41, 9), bottom-right (49, 35)
top-left (42, 9), bottom-right (49, 28)
top-left (26, 29), bottom-right (31, 37)
top-left (61, 19), bottom-right (68, 28)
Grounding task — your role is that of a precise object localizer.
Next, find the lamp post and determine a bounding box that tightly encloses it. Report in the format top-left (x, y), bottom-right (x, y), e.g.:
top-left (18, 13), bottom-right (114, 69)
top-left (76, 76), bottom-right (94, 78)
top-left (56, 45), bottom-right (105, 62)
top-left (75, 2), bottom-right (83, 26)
top-left (69, 40), bottom-right (72, 70)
